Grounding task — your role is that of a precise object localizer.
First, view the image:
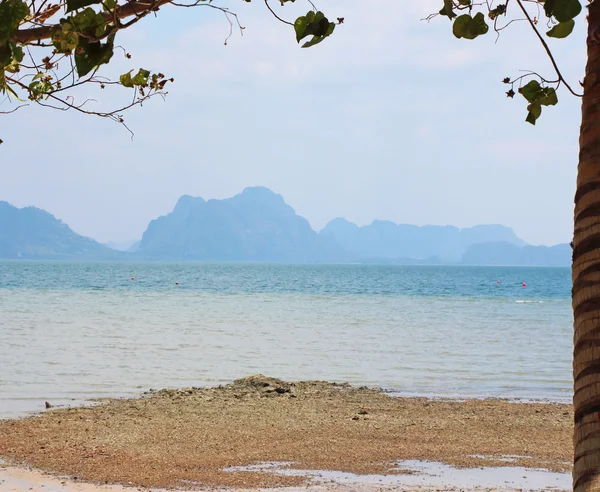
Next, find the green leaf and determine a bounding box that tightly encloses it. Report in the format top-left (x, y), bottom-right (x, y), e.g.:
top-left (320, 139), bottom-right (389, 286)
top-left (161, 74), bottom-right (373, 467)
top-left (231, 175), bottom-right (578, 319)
top-left (519, 81), bottom-right (558, 124)
top-left (66, 8), bottom-right (107, 38)
top-left (302, 21), bottom-right (335, 48)
top-left (544, 0), bottom-right (556, 18)
top-left (10, 42), bottom-right (23, 63)
top-left (120, 68), bottom-right (151, 87)
top-left (5, 42), bottom-right (23, 72)
top-left (0, 0), bottom-right (29, 43)
top-left (547, 19), bottom-right (575, 38)
top-left (520, 81), bottom-right (558, 106)
top-left (74, 34), bottom-right (115, 77)
top-left (28, 74), bottom-right (55, 100)
top-left (452, 15), bottom-right (470, 38)
top-left (452, 12), bottom-right (489, 40)
top-left (526, 102), bottom-right (542, 125)
top-left (131, 68), bottom-right (150, 85)
top-left (294, 11), bottom-right (313, 42)
top-left (539, 87), bottom-right (558, 106)
top-left (0, 69), bottom-right (23, 100)
top-left (0, 43), bottom-right (11, 67)
top-left (471, 12), bottom-right (489, 37)
top-left (546, 0), bottom-right (582, 22)
top-left (440, 0), bottom-right (456, 19)
top-left (52, 30), bottom-right (79, 53)
top-left (555, 0), bottom-right (582, 22)
top-left (66, 0), bottom-right (102, 13)
top-left (0, 40), bottom-right (24, 70)
top-left (519, 80), bottom-right (543, 103)
top-left (120, 71), bottom-right (133, 88)
top-left (294, 11), bottom-right (336, 48)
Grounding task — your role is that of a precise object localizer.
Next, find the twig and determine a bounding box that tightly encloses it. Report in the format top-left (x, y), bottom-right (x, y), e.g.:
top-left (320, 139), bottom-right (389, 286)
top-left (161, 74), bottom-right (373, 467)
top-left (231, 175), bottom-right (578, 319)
top-left (264, 0), bottom-right (293, 26)
top-left (0, 104), bottom-right (28, 114)
top-left (515, 0), bottom-right (582, 97)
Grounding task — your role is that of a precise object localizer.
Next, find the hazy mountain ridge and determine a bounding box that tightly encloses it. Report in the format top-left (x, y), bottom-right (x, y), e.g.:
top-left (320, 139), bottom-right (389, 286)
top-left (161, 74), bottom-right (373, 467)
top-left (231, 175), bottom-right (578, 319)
top-left (461, 241), bottom-right (571, 267)
top-left (0, 189), bottom-right (570, 265)
top-left (320, 217), bottom-right (526, 262)
top-left (137, 187), bottom-right (344, 262)
top-left (0, 201), bottom-right (124, 260)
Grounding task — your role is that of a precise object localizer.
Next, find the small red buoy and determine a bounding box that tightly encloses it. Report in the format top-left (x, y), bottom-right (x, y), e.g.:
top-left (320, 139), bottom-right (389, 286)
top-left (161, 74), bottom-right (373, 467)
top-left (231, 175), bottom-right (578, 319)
top-left (497, 280), bottom-right (501, 284)
top-left (522, 283), bottom-right (527, 287)
top-left (175, 282), bottom-right (179, 285)
top-left (131, 277), bottom-right (135, 281)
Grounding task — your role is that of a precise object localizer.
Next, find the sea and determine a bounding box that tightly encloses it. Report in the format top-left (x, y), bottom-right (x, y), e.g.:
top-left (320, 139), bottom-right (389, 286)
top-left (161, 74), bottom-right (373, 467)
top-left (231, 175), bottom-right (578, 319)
top-left (0, 262), bottom-right (573, 418)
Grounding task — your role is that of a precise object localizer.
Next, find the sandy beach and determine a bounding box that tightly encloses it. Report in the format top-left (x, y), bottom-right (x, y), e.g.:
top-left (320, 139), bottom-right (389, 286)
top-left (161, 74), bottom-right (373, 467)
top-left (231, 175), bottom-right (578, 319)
top-left (0, 376), bottom-right (573, 491)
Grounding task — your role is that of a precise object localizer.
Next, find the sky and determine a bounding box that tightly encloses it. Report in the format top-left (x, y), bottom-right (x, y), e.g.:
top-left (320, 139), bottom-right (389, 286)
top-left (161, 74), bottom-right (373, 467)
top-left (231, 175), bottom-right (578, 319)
top-left (0, 0), bottom-right (586, 245)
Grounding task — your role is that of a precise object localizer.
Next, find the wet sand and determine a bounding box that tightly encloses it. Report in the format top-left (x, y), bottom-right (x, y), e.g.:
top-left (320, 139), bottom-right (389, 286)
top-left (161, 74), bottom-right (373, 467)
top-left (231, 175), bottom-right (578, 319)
top-left (0, 462), bottom-right (571, 491)
top-left (0, 376), bottom-right (573, 490)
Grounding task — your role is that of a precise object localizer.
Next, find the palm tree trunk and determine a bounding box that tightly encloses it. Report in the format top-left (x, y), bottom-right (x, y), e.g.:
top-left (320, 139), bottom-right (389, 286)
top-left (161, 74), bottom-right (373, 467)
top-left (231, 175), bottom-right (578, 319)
top-left (573, 2), bottom-right (600, 490)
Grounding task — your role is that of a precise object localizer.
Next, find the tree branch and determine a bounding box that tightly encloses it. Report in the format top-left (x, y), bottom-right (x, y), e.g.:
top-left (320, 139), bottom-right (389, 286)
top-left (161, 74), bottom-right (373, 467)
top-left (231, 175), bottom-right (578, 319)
top-left (264, 0), bottom-right (293, 26)
top-left (515, 0), bottom-right (582, 97)
top-left (13, 0), bottom-right (173, 44)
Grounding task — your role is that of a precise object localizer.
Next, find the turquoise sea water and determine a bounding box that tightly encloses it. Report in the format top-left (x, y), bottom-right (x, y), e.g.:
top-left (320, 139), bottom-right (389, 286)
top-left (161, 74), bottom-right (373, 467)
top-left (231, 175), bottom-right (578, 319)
top-left (0, 262), bottom-right (572, 417)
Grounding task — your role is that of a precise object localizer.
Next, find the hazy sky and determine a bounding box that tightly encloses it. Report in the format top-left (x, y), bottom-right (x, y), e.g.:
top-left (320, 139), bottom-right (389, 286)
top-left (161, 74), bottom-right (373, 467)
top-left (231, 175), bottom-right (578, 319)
top-left (1, 1), bottom-right (585, 245)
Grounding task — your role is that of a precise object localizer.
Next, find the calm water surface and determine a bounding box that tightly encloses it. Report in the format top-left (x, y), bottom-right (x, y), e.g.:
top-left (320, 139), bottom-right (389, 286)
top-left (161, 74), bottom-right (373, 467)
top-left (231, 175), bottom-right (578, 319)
top-left (0, 262), bottom-right (572, 417)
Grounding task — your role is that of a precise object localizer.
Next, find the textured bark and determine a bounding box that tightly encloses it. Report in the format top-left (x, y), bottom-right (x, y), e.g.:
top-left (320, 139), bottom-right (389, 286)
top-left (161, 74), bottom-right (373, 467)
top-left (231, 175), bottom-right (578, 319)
top-left (574, 2), bottom-right (600, 490)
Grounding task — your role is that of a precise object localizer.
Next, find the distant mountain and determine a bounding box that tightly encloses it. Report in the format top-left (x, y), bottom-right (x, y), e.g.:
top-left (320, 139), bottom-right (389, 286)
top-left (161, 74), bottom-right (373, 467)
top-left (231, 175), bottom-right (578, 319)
top-left (137, 187), bottom-right (344, 262)
top-left (320, 218), bottom-right (526, 262)
top-left (0, 190), bottom-right (569, 266)
top-left (128, 240), bottom-right (141, 252)
top-left (461, 242), bottom-right (571, 266)
top-left (0, 201), bottom-right (124, 260)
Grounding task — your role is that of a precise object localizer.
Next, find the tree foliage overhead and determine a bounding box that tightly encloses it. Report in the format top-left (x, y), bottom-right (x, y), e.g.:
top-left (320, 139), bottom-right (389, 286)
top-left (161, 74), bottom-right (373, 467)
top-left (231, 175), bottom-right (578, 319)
top-left (0, 0), bottom-right (340, 133)
top-left (433, 0), bottom-right (584, 124)
top-left (1, 0), bottom-right (584, 132)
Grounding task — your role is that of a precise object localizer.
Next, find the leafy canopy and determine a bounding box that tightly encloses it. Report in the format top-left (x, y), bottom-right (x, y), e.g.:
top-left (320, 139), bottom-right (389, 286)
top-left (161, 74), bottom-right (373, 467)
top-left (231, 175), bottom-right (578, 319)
top-left (434, 0), bottom-right (583, 124)
top-left (0, 0), bottom-right (340, 135)
top-left (1, 0), bottom-right (584, 134)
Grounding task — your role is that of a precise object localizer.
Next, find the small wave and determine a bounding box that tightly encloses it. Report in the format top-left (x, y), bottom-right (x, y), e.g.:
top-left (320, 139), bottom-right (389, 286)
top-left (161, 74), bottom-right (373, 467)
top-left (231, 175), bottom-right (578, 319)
top-left (515, 300), bottom-right (544, 304)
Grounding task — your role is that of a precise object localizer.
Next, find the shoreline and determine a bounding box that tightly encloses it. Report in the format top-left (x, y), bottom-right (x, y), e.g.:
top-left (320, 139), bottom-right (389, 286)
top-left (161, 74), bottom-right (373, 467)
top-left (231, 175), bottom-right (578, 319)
top-left (1, 387), bottom-right (572, 422)
top-left (0, 375), bottom-right (573, 491)
top-left (0, 461), bottom-right (571, 491)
